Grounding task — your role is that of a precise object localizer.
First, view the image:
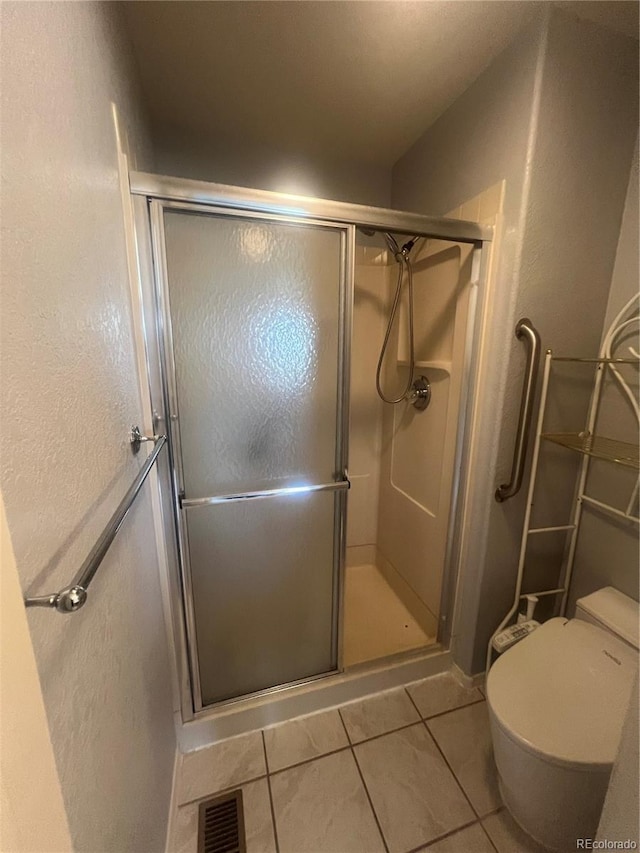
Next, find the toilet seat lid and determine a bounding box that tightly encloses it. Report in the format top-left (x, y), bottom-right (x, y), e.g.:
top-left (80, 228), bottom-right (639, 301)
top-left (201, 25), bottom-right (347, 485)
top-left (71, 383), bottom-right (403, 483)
top-left (487, 618), bottom-right (638, 767)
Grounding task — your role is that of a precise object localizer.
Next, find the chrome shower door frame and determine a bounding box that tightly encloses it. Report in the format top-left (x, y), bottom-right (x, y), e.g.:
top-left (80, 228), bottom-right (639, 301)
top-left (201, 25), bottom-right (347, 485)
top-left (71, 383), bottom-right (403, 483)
top-left (147, 199), bottom-right (354, 715)
top-left (131, 173), bottom-right (493, 726)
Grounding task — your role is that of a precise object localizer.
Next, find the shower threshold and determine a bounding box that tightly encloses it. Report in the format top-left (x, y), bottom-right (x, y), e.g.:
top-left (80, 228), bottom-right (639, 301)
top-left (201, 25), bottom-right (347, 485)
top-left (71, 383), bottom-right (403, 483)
top-left (177, 644), bottom-right (450, 752)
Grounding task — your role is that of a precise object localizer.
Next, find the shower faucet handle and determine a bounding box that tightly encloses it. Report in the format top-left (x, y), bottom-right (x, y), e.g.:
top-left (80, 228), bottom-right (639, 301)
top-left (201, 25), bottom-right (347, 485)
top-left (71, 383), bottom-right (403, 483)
top-left (409, 376), bottom-right (431, 411)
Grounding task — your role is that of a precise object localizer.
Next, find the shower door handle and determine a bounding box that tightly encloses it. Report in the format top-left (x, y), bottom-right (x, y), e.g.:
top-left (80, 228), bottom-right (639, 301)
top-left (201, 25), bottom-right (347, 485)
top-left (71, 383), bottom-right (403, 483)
top-left (181, 478), bottom-right (350, 508)
top-left (495, 318), bottom-right (541, 502)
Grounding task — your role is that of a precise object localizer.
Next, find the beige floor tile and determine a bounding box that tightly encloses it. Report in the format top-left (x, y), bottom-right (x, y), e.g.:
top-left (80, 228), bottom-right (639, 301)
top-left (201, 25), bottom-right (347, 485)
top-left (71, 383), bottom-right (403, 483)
top-left (340, 687), bottom-right (420, 743)
top-left (242, 778), bottom-right (277, 853)
top-left (354, 723), bottom-right (475, 853)
top-left (168, 778), bottom-right (276, 853)
top-left (177, 730), bottom-right (266, 805)
top-left (407, 672), bottom-right (483, 719)
top-left (344, 563), bottom-right (433, 666)
top-left (422, 822), bottom-right (496, 853)
top-left (263, 709), bottom-right (348, 772)
top-left (483, 809), bottom-right (556, 853)
top-left (427, 702), bottom-right (501, 817)
top-left (270, 749), bottom-right (385, 853)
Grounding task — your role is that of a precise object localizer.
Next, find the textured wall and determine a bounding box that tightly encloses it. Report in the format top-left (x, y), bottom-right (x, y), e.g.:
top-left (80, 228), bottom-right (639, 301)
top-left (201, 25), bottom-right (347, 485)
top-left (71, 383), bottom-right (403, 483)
top-left (392, 15), bottom-right (545, 673)
top-left (0, 3), bottom-right (175, 850)
top-left (153, 124), bottom-right (392, 207)
top-left (392, 9), bottom-right (639, 674)
top-left (568, 139), bottom-right (640, 610)
top-left (471, 10), bottom-right (639, 672)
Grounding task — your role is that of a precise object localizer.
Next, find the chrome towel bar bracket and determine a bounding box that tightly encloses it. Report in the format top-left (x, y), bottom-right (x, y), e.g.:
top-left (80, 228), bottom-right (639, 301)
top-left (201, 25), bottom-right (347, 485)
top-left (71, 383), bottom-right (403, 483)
top-left (495, 318), bottom-right (541, 502)
top-left (24, 430), bottom-right (167, 613)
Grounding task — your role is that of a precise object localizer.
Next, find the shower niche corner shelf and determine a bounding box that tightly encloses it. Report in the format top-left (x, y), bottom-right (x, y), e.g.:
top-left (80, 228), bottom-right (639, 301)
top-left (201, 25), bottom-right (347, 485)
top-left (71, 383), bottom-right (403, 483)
top-left (397, 358), bottom-right (452, 374)
top-left (541, 432), bottom-right (639, 470)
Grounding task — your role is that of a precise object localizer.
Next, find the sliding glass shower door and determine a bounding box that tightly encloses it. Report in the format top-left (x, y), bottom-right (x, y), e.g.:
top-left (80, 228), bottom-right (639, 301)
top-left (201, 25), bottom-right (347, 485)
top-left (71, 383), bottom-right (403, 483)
top-left (152, 202), bottom-right (351, 708)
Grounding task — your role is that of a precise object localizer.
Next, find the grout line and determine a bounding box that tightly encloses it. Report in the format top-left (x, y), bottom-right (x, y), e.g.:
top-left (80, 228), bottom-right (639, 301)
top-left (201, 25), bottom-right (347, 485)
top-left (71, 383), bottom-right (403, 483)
top-left (405, 816), bottom-right (481, 852)
top-left (423, 709), bottom-right (504, 825)
top-left (263, 702), bottom-right (490, 778)
top-left (404, 690), bottom-right (481, 821)
top-left (180, 697), bottom-right (489, 807)
top-left (344, 718), bottom-right (423, 748)
top-left (261, 728), bottom-right (271, 776)
top-left (403, 683), bottom-right (486, 723)
top-left (337, 705), bottom-right (354, 745)
top-left (177, 773), bottom-right (269, 809)
top-left (267, 744), bottom-right (352, 778)
top-left (421, 697), bottom-right (486, 722)
top-left (261, 731), bottom-right (280, 853)
top-left (180, 687), bottom-right (498, 852)
top-left (424, 720), bottom-right (480, 821)
top-left (262, 696), bottom-right (487, 780)
top-left (336, 707), bottom-right (349, 738)
top-left (402, 687), bottom-right (424, 719)
top-left (339, 709), bottom-right (390, 853)
top-left (478, 816), bottom-right (500, 853)
top-left (481, 805), bottom-right (505, 820)
top-left (265, 717), bottom-right (436, 778)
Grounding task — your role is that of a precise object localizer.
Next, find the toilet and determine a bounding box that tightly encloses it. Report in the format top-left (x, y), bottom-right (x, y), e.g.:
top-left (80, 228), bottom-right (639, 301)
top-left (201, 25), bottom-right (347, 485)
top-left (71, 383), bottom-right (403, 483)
top-left (486, 587), bottom-right (639, 851)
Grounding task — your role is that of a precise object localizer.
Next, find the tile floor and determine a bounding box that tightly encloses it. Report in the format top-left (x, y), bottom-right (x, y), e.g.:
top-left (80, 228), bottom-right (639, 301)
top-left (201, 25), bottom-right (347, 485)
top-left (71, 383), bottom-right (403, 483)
top-left (168, 672), bottom-right (555, 853)
top-left (344, 564), bottom-right (434, 666)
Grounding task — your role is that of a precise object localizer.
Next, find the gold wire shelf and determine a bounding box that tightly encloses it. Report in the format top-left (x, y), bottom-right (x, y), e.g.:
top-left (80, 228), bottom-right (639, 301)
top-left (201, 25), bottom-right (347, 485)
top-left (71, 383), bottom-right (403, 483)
top-left (542, 433), bottom-right (639, 470)
top-left (551, 356), bottom-right (639, 364)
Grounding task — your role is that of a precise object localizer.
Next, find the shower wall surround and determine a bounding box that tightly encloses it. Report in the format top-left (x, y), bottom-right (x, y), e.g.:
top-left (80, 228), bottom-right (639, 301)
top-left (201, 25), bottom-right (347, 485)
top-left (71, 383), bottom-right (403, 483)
top-left (349, 181), bottom-right (502, 642)
top-left (378, 185), bottom-right (502, 627)
top-left (377, 221), bottom-right (467, 626)
top-left (348, 245), bottom-right (388, 562)
top-left (0, 4), bottom-right (175, 851)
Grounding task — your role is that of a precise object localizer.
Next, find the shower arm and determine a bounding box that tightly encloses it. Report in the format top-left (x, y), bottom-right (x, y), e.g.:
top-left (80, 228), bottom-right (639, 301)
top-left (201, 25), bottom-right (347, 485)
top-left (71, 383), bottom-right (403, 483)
top-left (495, 318), bottom-right (541, 502)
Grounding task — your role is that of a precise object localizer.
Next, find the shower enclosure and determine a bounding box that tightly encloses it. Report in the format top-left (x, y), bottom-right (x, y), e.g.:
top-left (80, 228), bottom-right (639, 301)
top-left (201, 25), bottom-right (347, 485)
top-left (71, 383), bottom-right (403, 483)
top-left (131, 175), bottom-right (491, 719)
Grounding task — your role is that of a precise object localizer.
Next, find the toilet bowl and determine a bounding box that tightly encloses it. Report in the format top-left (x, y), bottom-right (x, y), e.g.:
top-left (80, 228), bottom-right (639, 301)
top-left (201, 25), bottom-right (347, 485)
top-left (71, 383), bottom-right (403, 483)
top-left (486, 587), bottom-right (639, 851)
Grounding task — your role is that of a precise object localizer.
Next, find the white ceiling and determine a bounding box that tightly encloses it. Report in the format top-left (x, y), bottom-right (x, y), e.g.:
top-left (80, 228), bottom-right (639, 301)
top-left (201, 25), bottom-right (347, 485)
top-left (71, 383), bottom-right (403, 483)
top-left (123, 1), bottom-right (638, 169)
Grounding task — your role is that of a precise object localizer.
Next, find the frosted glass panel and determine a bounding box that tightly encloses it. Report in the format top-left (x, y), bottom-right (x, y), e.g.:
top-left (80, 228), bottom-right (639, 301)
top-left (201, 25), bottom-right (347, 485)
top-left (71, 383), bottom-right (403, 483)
top-left (164, 211), bottom-right (342, 497)
top-left (187, 492), bottom-right (337, 705)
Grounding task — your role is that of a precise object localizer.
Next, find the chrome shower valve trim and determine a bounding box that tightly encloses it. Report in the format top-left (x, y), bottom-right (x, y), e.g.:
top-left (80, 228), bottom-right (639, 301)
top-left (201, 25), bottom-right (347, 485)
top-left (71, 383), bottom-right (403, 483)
top-left (410, 375), bottom-right (431, 411)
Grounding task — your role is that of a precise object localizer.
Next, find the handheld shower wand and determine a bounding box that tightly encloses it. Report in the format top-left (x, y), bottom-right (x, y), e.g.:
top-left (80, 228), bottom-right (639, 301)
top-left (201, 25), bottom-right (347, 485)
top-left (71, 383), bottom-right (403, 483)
top-left (375, 233), bottom-right (416, 404)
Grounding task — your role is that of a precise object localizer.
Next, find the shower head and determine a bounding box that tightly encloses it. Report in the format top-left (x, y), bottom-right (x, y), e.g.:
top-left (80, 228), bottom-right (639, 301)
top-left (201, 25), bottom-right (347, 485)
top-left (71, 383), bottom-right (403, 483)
top-left (384, 232), bottom-right (401, 258)
top-left (358, 228), bottom-right (421, 261)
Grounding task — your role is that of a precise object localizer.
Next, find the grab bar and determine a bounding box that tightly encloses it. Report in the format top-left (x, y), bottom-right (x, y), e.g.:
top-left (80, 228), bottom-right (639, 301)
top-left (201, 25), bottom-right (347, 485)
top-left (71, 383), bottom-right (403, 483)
top-left (181, 477), bottom-right (350, 508)
top-left (24, 431), bottom-right (167, 613)
top-left (495, 318), bottom-right (541, 502)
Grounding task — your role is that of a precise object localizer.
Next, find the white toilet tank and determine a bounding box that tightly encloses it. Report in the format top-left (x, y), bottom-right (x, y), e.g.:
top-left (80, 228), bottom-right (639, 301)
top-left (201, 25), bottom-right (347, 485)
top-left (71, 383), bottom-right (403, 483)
top-left (575, 586), bottom-right (639, 650)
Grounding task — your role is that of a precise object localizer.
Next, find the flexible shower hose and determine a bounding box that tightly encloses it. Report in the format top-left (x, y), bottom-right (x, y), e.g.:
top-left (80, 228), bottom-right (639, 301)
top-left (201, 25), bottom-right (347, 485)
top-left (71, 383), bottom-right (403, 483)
top-left (375, 238), bottom-right (415, 404)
